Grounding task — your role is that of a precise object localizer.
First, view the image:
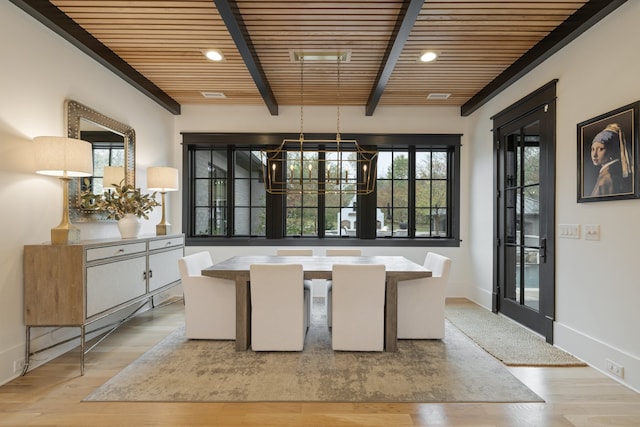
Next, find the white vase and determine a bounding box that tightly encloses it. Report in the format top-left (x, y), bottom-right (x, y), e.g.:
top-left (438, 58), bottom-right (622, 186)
top-left (117, 213), bottom-right (142, 239)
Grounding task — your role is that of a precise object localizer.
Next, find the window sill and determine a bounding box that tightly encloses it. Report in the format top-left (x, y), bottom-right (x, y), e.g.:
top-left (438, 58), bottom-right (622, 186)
top-left (186, 236), bottom-right (460, 247)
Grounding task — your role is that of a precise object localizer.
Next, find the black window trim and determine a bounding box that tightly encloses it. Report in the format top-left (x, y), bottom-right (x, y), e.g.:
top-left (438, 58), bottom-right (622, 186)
top-left (182, 132), bottom-right (462, 247)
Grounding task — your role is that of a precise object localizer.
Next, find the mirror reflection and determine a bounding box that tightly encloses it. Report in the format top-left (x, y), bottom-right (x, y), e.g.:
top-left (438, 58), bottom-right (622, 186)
top-left (79, 119), bottom-right (126, 194)
top-left (66, 100), bottom-right (135, 221)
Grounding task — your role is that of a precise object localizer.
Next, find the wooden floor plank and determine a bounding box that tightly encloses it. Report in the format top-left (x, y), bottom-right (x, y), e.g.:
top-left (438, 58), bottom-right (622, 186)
top-left (1, 300), bottom-right (640, 426)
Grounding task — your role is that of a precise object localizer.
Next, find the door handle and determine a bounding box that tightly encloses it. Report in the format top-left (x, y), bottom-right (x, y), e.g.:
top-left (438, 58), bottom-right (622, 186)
top-left (540, 238), bottom-right (547, 263)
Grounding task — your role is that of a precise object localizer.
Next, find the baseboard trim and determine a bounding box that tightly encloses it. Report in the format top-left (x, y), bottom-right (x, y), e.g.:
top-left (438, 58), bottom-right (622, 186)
top-left (555, 321), bottom-right (640, 393)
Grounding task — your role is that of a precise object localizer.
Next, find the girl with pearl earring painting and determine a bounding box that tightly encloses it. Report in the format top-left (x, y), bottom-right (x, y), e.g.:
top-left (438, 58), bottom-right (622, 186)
top-left (589, 123), bottom-right (633, 196)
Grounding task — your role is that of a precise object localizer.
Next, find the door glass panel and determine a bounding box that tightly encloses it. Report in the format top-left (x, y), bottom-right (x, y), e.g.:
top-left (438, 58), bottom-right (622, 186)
top-left (505, 132), bottom-right (519, 188)
top-left (505, 188), bottom-right (517, 244)
top-left (523, 121), bottom-right (541, 310)
top-left (524, 249), bottom-right (540, 310)
top-left (503, 120), bottom-right (541, 309)
top-left (506, 244), bottom-right (519, 302)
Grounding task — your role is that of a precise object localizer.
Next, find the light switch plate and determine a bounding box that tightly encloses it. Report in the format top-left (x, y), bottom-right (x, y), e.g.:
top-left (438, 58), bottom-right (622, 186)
top-left (559, 224), bottom-right (580, 239)
top-left (584, 224), bottom-right (600, 240)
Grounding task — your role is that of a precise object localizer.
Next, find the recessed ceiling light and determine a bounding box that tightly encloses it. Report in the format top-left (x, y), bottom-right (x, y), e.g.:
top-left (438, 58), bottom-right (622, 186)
top-left (419, 51), bottom-right (438, 62)
top-left (203, 49), bottom-right (224, 61)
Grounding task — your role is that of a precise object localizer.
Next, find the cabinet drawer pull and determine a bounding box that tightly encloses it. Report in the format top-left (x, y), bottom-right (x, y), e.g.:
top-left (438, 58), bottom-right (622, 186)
top-left (143, 271), bottom-right (147, 280)
top-left (117, 248), bottom-right (125, 253)
top-left (149, 270), bottom-right (153, 278)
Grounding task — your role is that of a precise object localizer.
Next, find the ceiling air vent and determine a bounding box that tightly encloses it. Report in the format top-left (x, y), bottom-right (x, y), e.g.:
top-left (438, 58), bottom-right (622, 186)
top-left (427, 93), bottom-right (451, 100)
top-left (201, 92), bottom-right (226, 99)
top-left (290, 49), bottom-right (351, 63)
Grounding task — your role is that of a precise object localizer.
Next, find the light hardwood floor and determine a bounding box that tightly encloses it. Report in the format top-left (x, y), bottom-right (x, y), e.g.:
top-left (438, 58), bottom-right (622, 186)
top-left (1, 300), bottom-right (639, 427)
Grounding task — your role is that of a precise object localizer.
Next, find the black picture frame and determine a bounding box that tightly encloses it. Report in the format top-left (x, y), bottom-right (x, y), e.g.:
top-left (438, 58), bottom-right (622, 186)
top-left (577, 101), bottom-right (639, 202)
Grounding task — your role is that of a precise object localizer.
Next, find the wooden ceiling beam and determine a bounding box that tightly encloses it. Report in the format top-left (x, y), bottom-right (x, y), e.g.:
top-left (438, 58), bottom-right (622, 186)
top-left (460, 0), bottom-right (629, 117)
top-left (213, 0), bottom-right (278, 115)
top-left (8, 0), bottom-right (181, 115)
top-left (365, 0), bottom-right (424, 116)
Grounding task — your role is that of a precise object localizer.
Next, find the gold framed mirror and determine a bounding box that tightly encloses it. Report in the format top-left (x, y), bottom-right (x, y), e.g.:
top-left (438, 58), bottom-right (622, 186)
top-left (66, 99), bottom-right (136, 222)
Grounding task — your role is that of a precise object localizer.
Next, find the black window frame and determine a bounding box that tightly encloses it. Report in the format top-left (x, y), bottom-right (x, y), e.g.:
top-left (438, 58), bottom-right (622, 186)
top-left (182, 132), bottom-right (461, 247)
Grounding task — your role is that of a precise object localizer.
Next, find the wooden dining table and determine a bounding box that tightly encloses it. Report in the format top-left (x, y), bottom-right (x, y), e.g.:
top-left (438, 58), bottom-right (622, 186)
top-left (202, 255), bottom-right (432, 352)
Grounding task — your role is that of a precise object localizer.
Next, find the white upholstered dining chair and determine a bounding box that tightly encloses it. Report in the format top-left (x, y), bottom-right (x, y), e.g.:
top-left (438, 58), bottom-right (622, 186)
top-left (325, 248), bottom-right (362, 327)
top-left (276, 248), bottom-right (313, 331)
top-left (249, 263), bottom-right (309, 351)
top-left (178, 252), bottom-right (236, 340)
top-left (329, 264), bottom-right (386, 351)
top-left (397, 252), bottom-right (452, 339)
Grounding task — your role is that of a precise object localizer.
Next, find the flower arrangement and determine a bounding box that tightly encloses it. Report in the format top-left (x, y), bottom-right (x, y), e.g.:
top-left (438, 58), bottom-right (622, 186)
top-left (81, 179), bottom-right (159, 220)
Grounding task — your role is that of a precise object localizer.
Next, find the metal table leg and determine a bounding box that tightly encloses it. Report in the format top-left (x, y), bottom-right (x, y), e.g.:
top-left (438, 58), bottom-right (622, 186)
top-left (22, 326), bottom-right (31, 376)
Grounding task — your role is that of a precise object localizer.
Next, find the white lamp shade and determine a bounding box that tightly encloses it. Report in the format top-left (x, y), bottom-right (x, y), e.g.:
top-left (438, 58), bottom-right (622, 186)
top-left (103, 166), bottom-right (125, 189)
top-left (147, 166), bottom-right (179, 191)
top-left (34, 136), bottom-right (93, 177)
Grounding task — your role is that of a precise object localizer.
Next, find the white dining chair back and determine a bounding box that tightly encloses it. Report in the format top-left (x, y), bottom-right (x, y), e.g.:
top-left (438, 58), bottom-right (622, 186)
top-left (178, 252), bottom-right (236, 340)
top-left (325, 248), bottom-right (362, 327)
top-left (277, 249), bottom-right (313, 256)
top-left (250, 263), bottom-right (309, 351)
top-left (276, 249), bottom-right (313, 330)
top-left (397, 252), bottom-right (452, 339)
top-left (325, 249), bottom-right (362, 256)
top-left (329, 264), bottom-right (386, 351)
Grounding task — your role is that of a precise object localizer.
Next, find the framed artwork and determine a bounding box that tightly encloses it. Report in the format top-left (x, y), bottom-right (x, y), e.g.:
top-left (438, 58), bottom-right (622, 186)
top-left (577, 101), bottom-right (639, 202)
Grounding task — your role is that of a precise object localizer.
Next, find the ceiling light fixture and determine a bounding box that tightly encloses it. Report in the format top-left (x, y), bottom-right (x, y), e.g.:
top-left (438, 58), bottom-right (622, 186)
top-left (203, 49), bottom-right (224, 61)
top-left (261, 53), bottom-right (376, 195)
top-left (419, 51), bottom-right (438, 62)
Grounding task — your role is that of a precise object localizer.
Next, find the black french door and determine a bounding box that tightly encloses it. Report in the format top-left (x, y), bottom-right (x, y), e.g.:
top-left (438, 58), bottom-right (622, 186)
top-left (493, 82), bottom-right (556, 343)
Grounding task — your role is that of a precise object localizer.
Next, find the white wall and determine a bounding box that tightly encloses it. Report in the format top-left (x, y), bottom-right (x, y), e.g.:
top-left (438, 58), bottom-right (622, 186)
top-left (3, 0), bottom-right (638, 394)
top-left (467, 1), bottom-right (640, 391)
top-left (174, 103), bottom-right (473, 297)
top-left (0, 2), bottom-right (175, 385)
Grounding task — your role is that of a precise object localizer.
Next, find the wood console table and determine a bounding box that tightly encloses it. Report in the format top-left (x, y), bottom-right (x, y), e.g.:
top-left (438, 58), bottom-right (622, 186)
top-left (23, 234), bottom-right (184, 375)
top-left (202, 255), bottom-right (431, 352)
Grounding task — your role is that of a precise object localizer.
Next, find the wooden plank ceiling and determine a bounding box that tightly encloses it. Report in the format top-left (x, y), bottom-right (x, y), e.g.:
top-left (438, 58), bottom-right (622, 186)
top-left (17, 1), bottom-right (625, 115)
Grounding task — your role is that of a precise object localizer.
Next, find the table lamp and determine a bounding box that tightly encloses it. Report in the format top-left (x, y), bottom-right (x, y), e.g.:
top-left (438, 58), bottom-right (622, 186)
top-left (102, 166), bottom-right (125, 190)
top-left (34, 136), bottom-right (93, 244)
top-left (147, 166), bottom-right (179, 235)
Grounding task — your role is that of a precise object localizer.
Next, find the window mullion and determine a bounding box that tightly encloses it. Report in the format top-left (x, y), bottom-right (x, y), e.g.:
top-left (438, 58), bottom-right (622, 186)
top-left (226, 146), bottom-right (233, 237)
top-left (408, 147), bottom-right (416, 238)
top-left (318, 150), bottom-right (326, 238)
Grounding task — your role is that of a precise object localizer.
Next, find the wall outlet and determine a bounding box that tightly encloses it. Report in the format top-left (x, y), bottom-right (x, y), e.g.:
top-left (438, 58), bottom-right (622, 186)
top-left (13, 359), bottom-right (25, 374)
top-left (605, 359), bottom-right (624, 378)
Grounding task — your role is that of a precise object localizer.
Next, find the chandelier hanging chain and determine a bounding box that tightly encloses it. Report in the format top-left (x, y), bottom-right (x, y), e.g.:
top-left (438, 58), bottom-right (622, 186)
top-left (336, 56), bottom-right (341, 142)
top-left (299, 57), bottom-right (304, 140)
top-left (298, 57), bottom-right (304, 184)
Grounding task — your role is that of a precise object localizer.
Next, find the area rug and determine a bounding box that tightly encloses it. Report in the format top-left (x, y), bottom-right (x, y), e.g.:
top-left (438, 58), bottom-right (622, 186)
top-left (445, 298), bottom-right (586, 367)
top-left (84, 301), bottom-right (543, 403)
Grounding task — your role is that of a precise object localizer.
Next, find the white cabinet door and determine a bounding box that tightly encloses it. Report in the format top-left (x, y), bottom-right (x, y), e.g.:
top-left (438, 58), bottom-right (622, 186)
top-left (148, 248), bottom-right (183, 292)
top-left (86, 256), bottom-right (147, 318)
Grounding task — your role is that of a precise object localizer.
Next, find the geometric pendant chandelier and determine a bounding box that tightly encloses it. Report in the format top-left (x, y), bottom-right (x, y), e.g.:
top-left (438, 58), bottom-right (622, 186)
top-left (262, 53), bottom-right (377, 195)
